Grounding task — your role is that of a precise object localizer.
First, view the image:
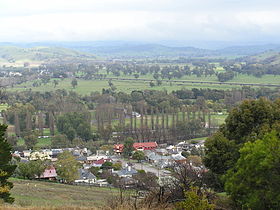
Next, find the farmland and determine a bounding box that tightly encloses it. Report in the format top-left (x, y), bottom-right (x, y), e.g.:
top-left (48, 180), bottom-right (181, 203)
top-left (7, 73), bottom-right (280, 95)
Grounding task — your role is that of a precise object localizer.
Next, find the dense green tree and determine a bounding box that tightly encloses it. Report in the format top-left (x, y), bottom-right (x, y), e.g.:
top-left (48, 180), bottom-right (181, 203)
top-left (149, 81), bottom-right (155, 87)
top-left (101, 161), bottom-right (113, 170)
top-left (224, 131), bottom-right (280, 209)
top-left (222, 98), bottom-right (278, 143)
top-left (176, 119), bottom-right (204, 139)
top-left (217, 71), bottom-right (234, 82)
top-left (0, 124), bottom-right (16, 203)
top-left (133, 73), bottom-right (139, 79)
top-left (53, 80), bottom-right (59, 88)
top-left (123, 138), bottom-right (134, 158)
top-left (176, 187), bottom-right (214, 210)
top-left (17, 160), bottom-right (47, 179)
top-left (48, 111), bottom-right (55, 136)
top-left (132, 151), bottom-right (145, 162)
top-left (56, 151), bottom-right (80, 183)
top-left (6, 135), bottom-right (17, 149)
top-left (71, 78), bottom-right (78, 88)
top-left (112, 162), bottom-right (122, 171)
top-left (51, 134), bottom-right (70, 148)
top-left (6, 104), bottom-right (35, 133)
top-left (57, 112), bottom-right (92, 141)
top-left (23, 134), bottom-right (38, 150)
top-left (204, 98), bottom-right (280, 178)
top-left (203, 132), bottom-right (239, 175)
top-left (67, 127), bottom-right (76, 142)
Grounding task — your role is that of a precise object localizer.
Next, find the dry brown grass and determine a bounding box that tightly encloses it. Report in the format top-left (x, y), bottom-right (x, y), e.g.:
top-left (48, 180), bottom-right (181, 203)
top-left (9, 178), bottom-right (118, 208)
top-left (0, 207), bottom-right (99, 210)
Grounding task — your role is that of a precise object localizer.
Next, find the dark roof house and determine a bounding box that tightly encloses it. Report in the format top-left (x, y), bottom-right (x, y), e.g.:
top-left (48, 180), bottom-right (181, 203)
top-left (75, 169), bottom-right (97, 184)
top-left (116, 166), bottom-right (138, 177)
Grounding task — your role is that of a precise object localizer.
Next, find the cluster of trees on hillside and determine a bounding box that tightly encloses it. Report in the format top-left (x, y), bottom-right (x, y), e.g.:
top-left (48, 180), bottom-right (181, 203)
top-left (57, 112), bottom-right (93, 141)
top-left (204, 98), bottom-right (280, 208)
top-left (224, 56), bottom-right (280, 77)
top-left (0, 125), bottom-right (16, 203)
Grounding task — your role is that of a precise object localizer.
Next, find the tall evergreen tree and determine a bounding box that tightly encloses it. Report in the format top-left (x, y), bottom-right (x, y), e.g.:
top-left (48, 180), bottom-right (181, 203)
top-left (25, 111), bottom-right (32, 132)
top-left (0, 124), bottom-right (16, 203)
top-left (49, 111), bottom-right (55, 136)
top-left (14, 112), bottom-right (20, 137)
top-left (38, 112), bottom-right (44, 136)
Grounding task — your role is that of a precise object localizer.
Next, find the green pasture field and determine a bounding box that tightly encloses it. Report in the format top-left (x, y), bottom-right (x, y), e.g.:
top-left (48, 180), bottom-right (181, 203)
top-left (17, 137), bottom-right (51, 148)
top-left (9, 178), bottom-right (118, 208)
top-left (230, 74), bottom-right (280, 84)
top-left (7, 78), bottom-right (231, 95)
top-left (16, 129), bottom-right (52, 148)
top-left (99, 68), bottom-right (280, 84)
top-left (9, 73), bottom-right (280, 95)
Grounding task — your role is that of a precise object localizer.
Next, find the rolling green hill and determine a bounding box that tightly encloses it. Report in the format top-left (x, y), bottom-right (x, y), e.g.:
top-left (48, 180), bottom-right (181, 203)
top-left (2, 42), bottom-right (280, 59)
top-left (73, 43), bottom-right (213, 58)
top-left (243, 51), bottom-right (280, 65)
top-left (0, 46), bottom-right (96, 65)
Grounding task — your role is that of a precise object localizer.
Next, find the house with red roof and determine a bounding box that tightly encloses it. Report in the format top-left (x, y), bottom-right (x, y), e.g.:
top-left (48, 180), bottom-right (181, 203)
top-left (37, 166), bottom-right (57, 180)
top-left (114, 142), bottom-right (158, 154)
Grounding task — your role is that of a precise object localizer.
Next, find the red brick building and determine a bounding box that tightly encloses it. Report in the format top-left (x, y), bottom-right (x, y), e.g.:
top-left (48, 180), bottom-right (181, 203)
top-left (114, 142), bottom-right (158, 154)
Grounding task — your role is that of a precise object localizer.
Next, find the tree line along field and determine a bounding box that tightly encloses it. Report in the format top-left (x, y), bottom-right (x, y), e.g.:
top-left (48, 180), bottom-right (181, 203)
top-left (2, 111), bottom-right (227, 149)
top-left (104, 112), bottom-right (227, 130)
top-left (7, 73), bottom-right (280, 95)
top-left (8, 178), bottom-right (117, 208)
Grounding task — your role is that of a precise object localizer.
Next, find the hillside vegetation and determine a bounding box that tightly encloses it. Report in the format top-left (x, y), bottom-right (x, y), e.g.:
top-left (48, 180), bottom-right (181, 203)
top-left (243, 50), bottom-right (280, 65)
top-left (0, 46), bottom-right (96, 66)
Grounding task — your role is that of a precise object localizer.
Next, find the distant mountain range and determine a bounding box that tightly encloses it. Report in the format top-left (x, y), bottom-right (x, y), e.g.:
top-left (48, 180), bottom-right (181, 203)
top-left (1, 41), bottom-right (280, 59)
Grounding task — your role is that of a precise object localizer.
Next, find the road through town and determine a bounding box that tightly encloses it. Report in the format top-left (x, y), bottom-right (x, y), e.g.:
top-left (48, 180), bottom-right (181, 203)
top-left (116, 158), bottom-right (171, 177)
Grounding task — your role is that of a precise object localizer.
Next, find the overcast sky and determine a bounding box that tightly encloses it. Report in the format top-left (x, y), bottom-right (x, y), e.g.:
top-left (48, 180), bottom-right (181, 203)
top-left (1, 0), bottom-right (280, 44)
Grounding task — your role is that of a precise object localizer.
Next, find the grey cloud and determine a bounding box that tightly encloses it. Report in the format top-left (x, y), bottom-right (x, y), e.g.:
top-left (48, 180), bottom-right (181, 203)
top-left (0, 0), bottom-right (280, 42)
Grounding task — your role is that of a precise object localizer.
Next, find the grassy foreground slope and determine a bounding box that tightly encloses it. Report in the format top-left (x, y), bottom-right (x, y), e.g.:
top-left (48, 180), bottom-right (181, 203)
top-left (9, 178), bottom-right (116, 208)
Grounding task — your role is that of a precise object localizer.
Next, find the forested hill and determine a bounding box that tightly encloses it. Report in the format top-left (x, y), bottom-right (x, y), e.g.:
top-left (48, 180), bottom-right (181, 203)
top-left (216, 44), bottom-right (280, 57)
top-left (224, 51), bottom-right (280, 77)
top-left (0, 46), bottom-right (96, 64)
top-left (71, 43), bottom-right (213, 58)
top-left (241, 51), bottom-right (280, 65)
top-left (57, 43), bottom-right (280, 58)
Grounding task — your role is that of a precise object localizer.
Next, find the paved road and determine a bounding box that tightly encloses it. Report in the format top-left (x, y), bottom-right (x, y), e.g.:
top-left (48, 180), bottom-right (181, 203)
top-left (113, 157), bottom-right (171, 177)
